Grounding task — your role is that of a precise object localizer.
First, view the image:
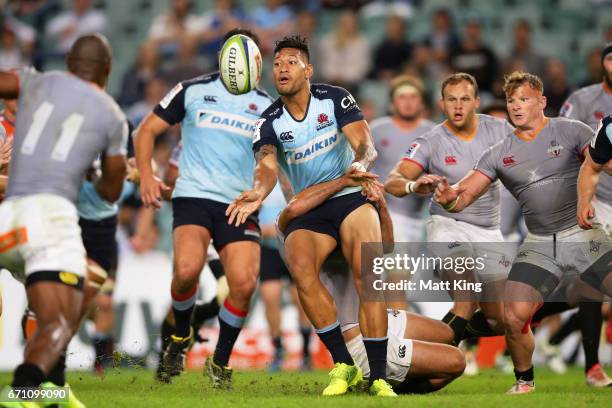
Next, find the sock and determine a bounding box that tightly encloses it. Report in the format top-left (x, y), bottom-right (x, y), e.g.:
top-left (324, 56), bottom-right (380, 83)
top-left (578, 301), bottom-right (602, 372)
top-left (442, 311), bottom-right (468, 346)
top-left (272, 336), bottom-right (282, 350)
top-left (514, 366), bottom-right (534, 383)
top-left (171, 285), bottom-right (198, 338)
top-left (315, 321), bottom-right (353, 365)
top-left (394, 378), bottom-right (436, 394)
top-left (213, 299), bottom-right (247, 367)
top-left (93, 333), bottom-right (113, 366)
top-left (46, 350), bottom-right (66, 386)
top-left (12, 363), bottom-right (45, 388)
top-left (550, 312), bottom-right (580, 345)
top-left (160, 319), bottom-right (174, 352)
top-left (531, 302), bottom-right (573, 324)
top-left (191, 299), bottom-right (221, 328)
top-left (363, 337), bottom-right (388, 383)
top-left (300, 326), bottom-right (312, 357)
top-left (464, 310), bottom-right (496, 339)
top-left (465, 336), bottom-right (479, 349)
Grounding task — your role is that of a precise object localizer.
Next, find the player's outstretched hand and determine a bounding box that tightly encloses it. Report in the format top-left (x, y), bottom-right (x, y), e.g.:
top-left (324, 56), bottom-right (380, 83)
top-left (434, 178), bottom-right (458, 206)
top-left (140, 174), bottom-right (170, 210)
top-left (0, 137), bottom-right (13, 168)
top-left (577, 199), bottom-right (595, 230)
top-left (226, 190), bottom-right (263, 227)
top-left (413, 174), bottom-right (444, 194)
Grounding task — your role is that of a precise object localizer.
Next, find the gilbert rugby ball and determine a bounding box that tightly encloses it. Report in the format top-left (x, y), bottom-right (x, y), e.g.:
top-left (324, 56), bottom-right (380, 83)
top-left (219, 34), bottom-right (262, 95)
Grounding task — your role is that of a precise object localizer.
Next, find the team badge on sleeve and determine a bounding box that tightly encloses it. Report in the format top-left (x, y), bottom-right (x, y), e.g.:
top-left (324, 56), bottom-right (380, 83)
top-left (559, 101), bottom-right (573, 117)
top-left (160, 83), bottom-right (183, 109)
top-left (405, 142), bottom-right (420, 158)
top-left (253, 118), bottom-right (266, 144)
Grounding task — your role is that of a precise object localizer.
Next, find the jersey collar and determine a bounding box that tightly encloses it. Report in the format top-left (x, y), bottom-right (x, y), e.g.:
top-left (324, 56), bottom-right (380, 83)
top-left (514, 117), bottom-right (549, 142)
top-left (282, 92), bottom-right (312, 123)
top-left (443, 114), bottom-right (479, 141)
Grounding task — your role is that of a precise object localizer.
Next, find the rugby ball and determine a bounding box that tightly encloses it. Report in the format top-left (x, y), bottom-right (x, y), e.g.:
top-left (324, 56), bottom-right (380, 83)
top-left (219, 34), bottom-right (262, 95)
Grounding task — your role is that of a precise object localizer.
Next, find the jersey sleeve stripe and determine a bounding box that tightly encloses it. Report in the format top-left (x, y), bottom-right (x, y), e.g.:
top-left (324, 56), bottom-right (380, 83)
top-left (474, 168), bottom-right (494, 182)
top-left (401, 158), bottom-right (425, 170)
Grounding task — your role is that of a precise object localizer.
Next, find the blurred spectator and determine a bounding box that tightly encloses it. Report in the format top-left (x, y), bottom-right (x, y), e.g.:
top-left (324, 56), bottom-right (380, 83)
top-left (147, 0), bottom-right (204, 55)
top-left (162, 38), bottom-right (205, 86)
top-left (578, 46), bottom-right (604, 88)
top-left (319, 10), bottom-right (370, 90)
top-left (127, 77), bottom-right (168, 127)
top-left (8, 0), bottom-right (60, 34)
top-left (503, 19), bottom-right (547, 79)
top-left (293, 10), bottom-right (320, 79)
top-left (250, 0), bottom-right (294, 54)
top-left (371, 15), bottom-right (413, 81)
top-left (0, 25), bottom-right (29, 69)
top-left (118, 43), bottom-right (161, 108)
top-left (449, 19), bottom-right (498, 95)
top-left (321, 0), bottom-right (369, 9)
top-left (422, 8), bottom-right (459, 67)
top-left (198, 0), bottom-right (245, 57)
top-left (45, 0), bottom-right (107, 55)
top-left (543, 58), bottom-right (571, 117)
top-left (360, 0), bottom-right (414, 20)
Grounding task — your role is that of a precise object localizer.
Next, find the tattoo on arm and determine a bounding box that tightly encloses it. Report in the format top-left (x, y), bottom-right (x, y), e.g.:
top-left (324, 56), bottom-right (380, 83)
top-left (255, 144), bottom-right (277, 163)
top-left (353, 142), bottom-right (377, 170)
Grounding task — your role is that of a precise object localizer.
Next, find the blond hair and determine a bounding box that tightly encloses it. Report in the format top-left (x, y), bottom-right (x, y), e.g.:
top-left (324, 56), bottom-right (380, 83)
top-left (503, 71), bottom-right (543, 96)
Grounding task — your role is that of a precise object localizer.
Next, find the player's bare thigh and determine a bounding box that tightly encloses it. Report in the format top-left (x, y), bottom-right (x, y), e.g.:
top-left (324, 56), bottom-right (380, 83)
top-left (172, 225), bottom-right (211, 288)
top-left (403, 312), bottom-right (454, 344)
top-left (407, 340), bottom-right (465, 378)
top-left (284, 229), bottom-right (337, 277)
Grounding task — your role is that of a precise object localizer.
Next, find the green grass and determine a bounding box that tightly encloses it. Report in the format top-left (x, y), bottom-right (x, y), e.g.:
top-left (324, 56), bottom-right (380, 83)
top-left (1, 367), bottom-right (611, 407)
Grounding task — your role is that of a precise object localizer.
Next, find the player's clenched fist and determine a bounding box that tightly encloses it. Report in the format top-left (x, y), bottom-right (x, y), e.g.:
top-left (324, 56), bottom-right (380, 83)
top-left (576, 199), bottom-right (595, 230)
top-left (434, 178), bottom-right (459, 207)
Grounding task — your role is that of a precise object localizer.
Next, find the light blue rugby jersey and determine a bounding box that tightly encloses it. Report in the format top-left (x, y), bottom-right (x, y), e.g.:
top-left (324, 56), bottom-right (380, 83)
top-left (154, 72), bottom-right (274, 204)
top-left (253, 84), bottom-right (364, 196)
top-left (77, 180), bottom-right (135, 220)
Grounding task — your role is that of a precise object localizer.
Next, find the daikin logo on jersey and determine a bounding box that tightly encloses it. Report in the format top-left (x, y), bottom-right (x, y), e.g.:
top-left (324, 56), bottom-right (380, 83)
top-left (285, 130), bottom-right (339, 164)
top-left (196, 110), bottom-right (256, 137)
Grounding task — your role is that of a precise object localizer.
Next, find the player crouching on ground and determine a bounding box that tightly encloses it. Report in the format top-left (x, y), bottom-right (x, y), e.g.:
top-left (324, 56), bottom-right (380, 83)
top-left (276, 173), bottom-right (465, 394)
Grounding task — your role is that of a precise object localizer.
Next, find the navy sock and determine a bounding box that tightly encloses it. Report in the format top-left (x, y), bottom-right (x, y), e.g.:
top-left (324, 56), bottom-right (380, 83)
top-left (514, 366), bottom-right (534, 382)
top-left (578, 301), bottom-right (602, 372)
top-left (171, 285), bottom-right (197, 338)
top-left (12, 363), bottom-right (45, 388)
top-left (213, 300), bottom-right (247, 367)
top-left (315, 322), bottom-right (353, 365)
top-left (46, 350), bottom-right (66, 386)
top-left (300, 326), bottom-right (312, 357)
top-left (443, 311), bottom-right (468, 346)
top-left (363, 337), bottom-right (388, 383)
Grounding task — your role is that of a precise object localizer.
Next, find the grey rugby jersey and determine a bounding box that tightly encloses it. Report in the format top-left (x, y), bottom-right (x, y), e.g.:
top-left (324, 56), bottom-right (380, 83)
top-left (475, 117), bottom-right (593, 235)
top-left (405, 114), bottom-right (513, 228)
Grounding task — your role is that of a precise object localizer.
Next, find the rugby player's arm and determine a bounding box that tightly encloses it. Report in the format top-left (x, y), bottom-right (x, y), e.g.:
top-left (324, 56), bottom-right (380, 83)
top-left (0, 174), bottom-right (7, 195)
top-left (162, 161), bottom-right (179, 201)
top-left (277, 177), bottom-right (351, 233)
top-left (0, 72), bottom-right (19, 99)
top-left (253, 144), bottom-right (279, 199)
top-left (435, 170), bottom-right (492, 212)
top-left (577, 152), bottom-right (602, 229)
top-left (343, 120), bottom-right (377, 170)
top-left (385, 159), bottom-right (424, 196)
top-left (96, 153), bottom-right (127, 202)
top-left (134, 112), bottom-right (171, 207)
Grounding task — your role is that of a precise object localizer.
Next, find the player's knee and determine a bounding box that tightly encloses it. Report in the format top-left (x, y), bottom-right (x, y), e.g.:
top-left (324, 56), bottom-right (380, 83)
top-left (228, 273), bottom-right (257, 302)
top-left (173, 261), bottom-right (200, 287)
top-left (503, 305), bottom-right (528, 334)
top-left (448, 349), bottom-right (466, 378)
top-left (286, 256), bottom-right (317, 289)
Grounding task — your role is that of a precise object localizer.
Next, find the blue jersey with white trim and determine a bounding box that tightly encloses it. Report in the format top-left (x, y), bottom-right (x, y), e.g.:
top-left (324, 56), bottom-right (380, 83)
top-left (77, 180), bottom-right (135, 220)
top-left (253, 84), bottom-right (364, 196)
top-left (154, 72), bottom-right (273, 203)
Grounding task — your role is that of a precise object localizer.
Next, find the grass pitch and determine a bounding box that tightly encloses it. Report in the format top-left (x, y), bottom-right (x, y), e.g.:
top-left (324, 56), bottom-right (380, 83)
top-left (1, 367), bottom-right (611, 407)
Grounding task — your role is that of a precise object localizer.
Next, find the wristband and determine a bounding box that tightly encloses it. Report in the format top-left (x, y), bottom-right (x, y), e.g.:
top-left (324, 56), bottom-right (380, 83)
top-left (351, 162), bottom-right (367, 173)
top-left (405, 181), bottom-right (416, 194)
top-left (442, 197), bottom-right (459, 211)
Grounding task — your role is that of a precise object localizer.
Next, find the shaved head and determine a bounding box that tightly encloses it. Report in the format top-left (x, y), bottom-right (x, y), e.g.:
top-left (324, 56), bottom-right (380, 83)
top-left (66, 34), bottom-right (112, 88)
